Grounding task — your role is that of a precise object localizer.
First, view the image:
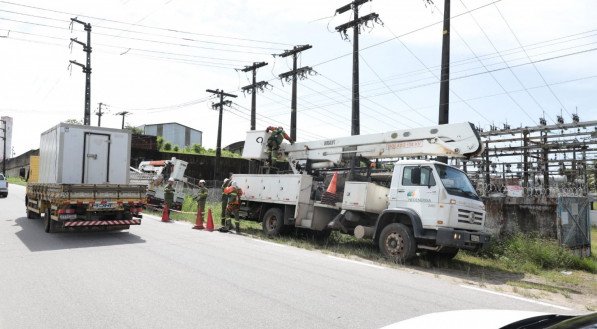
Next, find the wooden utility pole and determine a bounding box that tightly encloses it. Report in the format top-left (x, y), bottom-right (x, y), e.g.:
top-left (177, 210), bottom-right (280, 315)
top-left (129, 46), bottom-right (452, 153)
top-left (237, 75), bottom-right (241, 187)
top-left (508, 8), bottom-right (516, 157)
top-left (206, 89), bottom-right (237, 180)
top-left (115, 111), bottom-right (130, 129)
top-left (275, 44), bottom-right (313, 141)
top-left (335, 0), bottom-right (380, 136)
top-left (96, 102), bottom-right (105, 127)
top-left (240, 62), bottom-right (268, 131)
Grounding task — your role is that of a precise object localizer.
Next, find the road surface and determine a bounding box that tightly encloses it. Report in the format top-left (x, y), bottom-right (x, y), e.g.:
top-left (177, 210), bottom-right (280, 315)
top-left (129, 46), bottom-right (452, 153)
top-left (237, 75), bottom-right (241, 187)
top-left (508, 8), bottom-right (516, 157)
top-left (0, 184), bottom-right (575, 329)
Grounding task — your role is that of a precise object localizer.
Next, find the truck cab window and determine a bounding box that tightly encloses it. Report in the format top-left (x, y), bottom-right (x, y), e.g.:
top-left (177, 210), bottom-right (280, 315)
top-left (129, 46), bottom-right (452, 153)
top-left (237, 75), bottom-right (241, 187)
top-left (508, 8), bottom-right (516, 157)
top-left (402, 166), bottom-right (435, 186)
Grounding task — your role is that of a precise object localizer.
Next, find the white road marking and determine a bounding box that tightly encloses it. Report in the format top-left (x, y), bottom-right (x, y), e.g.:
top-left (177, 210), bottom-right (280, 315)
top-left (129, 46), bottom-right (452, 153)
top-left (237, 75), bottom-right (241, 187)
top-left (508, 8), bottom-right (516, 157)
top-left (460, 285), bottom-right (572, 311)
top-left (327, 255), bottom-right (386, 270)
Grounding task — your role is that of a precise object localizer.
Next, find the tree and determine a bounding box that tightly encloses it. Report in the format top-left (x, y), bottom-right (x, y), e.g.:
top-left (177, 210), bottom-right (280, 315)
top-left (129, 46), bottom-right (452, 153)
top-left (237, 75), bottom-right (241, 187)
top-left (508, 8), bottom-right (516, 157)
top-left (156, 136), bottom-right (164, 150)
top-left (124, 124), bottom-right (143, 135)
top-left (192, 144), bottom-right (203, 154)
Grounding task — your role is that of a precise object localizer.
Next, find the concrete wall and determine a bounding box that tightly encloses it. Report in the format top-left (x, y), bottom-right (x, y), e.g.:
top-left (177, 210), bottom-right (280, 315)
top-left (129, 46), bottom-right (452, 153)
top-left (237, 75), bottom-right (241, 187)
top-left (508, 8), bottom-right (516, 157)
top-left (4, 149), bottom-right (39, 179)
top-left (483, 196), bottom-right (559, 238)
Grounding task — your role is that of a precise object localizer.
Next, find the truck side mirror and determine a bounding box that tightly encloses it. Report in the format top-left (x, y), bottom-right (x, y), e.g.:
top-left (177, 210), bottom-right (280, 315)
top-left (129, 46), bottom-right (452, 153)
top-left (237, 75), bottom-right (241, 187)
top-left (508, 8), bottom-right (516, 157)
top-left (411, 167), bottom-right (421, 185)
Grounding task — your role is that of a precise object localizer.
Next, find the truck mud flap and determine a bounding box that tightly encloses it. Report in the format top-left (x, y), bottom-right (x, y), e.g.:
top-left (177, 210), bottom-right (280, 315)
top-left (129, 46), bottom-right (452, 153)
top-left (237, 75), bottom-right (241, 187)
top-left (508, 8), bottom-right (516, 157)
top-left (63, 219), bottom-right (141, 227)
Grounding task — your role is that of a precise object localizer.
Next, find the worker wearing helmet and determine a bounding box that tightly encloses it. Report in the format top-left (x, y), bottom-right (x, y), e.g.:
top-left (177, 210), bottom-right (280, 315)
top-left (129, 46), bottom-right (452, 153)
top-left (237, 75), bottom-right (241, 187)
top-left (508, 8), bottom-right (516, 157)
top-left (220, 177), bottom-right (232, 226)
top-left (221, 180), bottom-right (243, 233)
top-left (194, 179), bottom-right (208, 221)
top-left (265, 126), bottom-right (294, 160)
top-left (163, 177), bottom-right (175, 213)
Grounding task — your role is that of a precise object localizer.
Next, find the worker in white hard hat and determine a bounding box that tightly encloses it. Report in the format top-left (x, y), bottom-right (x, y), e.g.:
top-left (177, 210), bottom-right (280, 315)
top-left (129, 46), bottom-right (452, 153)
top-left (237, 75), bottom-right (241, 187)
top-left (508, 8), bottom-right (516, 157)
top-left (194, 179), bottom-right (208, 221)
top-left (220, 177), bottom-right (232, 226)
top-left (220, 180), bottom-right (243, 234)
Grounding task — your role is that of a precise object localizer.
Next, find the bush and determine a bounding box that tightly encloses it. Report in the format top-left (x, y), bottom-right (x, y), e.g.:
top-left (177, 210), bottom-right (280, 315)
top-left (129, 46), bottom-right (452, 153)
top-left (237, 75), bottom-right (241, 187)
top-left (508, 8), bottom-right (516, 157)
top-left (478, 233), bottom-right (596, 274)
top-left (163, 142), bottom-right (172, 151)
top-left (173, 145), bottom-right (179, 152)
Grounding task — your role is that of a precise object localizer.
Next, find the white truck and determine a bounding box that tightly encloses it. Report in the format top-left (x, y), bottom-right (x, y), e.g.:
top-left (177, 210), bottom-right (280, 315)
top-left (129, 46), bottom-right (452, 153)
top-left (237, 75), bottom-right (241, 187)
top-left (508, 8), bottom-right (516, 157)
top-left (25, 123), bottom-right (146, 233)
top-left (234, 122), bottom-right (489, 261)
top-left (137, 158), bottom-right (189, 210)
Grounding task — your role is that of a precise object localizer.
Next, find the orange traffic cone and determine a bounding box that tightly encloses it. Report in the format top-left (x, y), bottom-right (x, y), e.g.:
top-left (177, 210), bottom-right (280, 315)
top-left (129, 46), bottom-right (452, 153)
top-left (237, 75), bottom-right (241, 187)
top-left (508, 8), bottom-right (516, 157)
top-left (321, 172), bottom-right (339, 205)
top-left (205, 208), bottom-right (214, 232)
top-left (161, 203), bottom-right (170, 222)
top-left (326, 172), bottom-right (338, 194)
top-left (192, 208), bottom-right (205, 230)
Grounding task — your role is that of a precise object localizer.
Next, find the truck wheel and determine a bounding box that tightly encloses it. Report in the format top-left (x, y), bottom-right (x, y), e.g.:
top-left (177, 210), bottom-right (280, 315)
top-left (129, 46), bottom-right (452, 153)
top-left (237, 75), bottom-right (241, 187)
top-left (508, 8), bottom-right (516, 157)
top-left (27, 210), bottom-right (40, 219)
top-left (43, 207), bottom-right (51, 233)
top-left (44, 206), bottom-right (60, 233)
top-left (379, 223), bottom-right (416, 263)
top-left (262, 208), bottom-right (285, 237)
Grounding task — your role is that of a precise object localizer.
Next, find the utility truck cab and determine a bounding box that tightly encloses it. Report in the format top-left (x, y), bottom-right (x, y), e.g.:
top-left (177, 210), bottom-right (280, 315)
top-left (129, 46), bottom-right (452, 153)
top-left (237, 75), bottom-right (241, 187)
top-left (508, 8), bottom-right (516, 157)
top-left (386, 160), bottom-right (487, 255)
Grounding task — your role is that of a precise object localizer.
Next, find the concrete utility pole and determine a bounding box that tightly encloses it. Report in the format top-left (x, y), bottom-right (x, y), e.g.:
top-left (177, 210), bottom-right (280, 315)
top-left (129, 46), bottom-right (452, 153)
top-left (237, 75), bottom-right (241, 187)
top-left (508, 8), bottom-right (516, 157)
top-left (240, 62), bottom-right (269, 131)
top-left (96, 102), bottom-right (105, 127)
top-left (335, 0), bottom-right (380, 136)
top-left (436, 0), bottom-right (451, 164)
top-left (0, 119), bottom-right (5, 176)
top-left (69, 18), bottom-right (92, 126)
top-left (206, 89), bottom-right (237, 180)
top-left (115, 111), bottom-right (130, 129)
top-left (275, 44), bottom-right (313, 142)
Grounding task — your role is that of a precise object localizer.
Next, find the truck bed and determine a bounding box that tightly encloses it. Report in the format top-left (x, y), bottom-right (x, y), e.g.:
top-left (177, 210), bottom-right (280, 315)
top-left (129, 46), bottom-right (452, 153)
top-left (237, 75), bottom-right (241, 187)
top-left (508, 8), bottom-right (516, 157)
top-left (27, 183), bottom-right (147, 203)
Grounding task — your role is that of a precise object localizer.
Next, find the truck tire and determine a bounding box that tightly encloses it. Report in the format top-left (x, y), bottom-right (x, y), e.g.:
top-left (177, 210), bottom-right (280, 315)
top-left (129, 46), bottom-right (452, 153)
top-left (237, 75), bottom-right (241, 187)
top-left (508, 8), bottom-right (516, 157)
top-left (43, 207), bottom-right (51, 233)
top-left (27, 209), bottom-right (40, 219)
top-left (44, 206), bottom-right (60, 233)
top-left (379, 223), bottom-right (416, 263)
top-left (262, 208), bottom-right (286, 237)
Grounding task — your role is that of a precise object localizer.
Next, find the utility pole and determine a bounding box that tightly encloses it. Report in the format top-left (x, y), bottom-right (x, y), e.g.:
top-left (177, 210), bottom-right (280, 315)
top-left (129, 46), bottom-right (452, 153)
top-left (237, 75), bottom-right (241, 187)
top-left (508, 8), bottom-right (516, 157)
top-left (436, 0), bottom-right (450, 164)
top-left (115, 111), bottom-right (130, 129)
top-left (206, 89), bottom-right (237, 180)
top-left (239, 62), bottom-right (269, 131)
top-left (69, 18), bottom-right (92, 126)
top-left (96, 102), bottom-right (105, 127)
top-left (275, 44), bottom-right (313, 141)
top-left (0, 119), bottom-right (5, 176)
top-left (335, 0), bottom-right (380, 136)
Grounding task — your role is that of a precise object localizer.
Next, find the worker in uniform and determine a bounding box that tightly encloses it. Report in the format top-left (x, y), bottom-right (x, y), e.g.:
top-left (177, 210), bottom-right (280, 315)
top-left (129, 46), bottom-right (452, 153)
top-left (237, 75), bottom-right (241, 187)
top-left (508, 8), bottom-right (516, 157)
top-left (265, 126), bottom-right (294, 159)
top-left (220, 181), bottom-right (243, 233)
top-left (220, 178), bottom-right (231, 226)
top-left (194, 179), bottom-right (208, 222)
top-left (163, 177), bottom-right (175, 214)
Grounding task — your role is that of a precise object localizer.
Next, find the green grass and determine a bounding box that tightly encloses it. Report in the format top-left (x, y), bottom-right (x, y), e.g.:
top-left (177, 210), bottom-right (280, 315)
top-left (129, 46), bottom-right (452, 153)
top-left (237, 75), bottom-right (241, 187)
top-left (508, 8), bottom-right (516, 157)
top-left (469, 232), bottom-right (596, 274)
top-left (162, 197), bottom-right (597, 276)
top-left (6, 176), bottom-right (27, 186)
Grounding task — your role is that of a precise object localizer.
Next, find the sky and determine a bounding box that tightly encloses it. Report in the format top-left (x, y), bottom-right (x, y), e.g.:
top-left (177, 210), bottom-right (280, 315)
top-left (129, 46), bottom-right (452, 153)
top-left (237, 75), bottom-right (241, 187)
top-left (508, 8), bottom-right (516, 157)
top-left (1, 0), bottom-right (596, 157)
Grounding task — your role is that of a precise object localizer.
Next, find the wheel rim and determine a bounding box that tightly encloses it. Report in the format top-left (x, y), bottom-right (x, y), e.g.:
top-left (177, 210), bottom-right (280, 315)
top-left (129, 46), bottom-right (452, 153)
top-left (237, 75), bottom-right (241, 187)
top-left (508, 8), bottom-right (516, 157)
top-left (385, 232), bottom-right (405, 256)
top-left (266, 215), bottom-right (278, 231)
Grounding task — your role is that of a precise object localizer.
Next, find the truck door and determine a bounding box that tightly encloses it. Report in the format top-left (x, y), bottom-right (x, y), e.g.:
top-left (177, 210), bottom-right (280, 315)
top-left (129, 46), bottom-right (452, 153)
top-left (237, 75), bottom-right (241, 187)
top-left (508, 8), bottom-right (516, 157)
top-left (83, 133), bottom-right (110, 184)
top-left (396, 165), bottom-right (439, 224)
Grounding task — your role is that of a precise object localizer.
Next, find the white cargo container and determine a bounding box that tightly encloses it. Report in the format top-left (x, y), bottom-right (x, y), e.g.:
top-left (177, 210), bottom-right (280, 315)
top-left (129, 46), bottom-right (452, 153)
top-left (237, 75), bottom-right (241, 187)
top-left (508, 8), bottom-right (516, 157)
top-left (38, 123), bottom-right (131, 184)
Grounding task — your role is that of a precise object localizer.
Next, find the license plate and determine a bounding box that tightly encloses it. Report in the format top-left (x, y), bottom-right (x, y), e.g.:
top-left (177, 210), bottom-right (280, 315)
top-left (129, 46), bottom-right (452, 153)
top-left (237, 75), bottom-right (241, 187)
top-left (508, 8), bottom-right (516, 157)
top-left (59, 214), bottom-right (77, 220)
top-left (91, 202), bottom-right (115, 210)
top-left (471, 234), bottom-right (480, 242)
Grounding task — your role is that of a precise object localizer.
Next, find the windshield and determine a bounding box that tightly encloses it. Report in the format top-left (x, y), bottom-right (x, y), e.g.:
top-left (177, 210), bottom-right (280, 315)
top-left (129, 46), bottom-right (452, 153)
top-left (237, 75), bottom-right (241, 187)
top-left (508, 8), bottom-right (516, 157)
top-left (434, 164), bottom-right (479, 200)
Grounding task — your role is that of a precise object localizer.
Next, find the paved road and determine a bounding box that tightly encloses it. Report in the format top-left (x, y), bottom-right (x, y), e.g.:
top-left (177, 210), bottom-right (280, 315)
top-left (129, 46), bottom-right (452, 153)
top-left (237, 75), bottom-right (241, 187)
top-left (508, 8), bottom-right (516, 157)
top-left (0, 184), bottom-right (575, 329)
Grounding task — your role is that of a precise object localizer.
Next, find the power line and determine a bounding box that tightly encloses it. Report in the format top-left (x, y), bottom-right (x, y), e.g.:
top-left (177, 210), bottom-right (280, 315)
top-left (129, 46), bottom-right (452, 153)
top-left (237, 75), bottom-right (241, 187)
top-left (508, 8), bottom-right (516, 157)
top-left (314, 0), bottom-right (503, 68)
top-left (492, 2), bottom-right (571, 117)
top-left (0, 1), bottom-right (293, 46)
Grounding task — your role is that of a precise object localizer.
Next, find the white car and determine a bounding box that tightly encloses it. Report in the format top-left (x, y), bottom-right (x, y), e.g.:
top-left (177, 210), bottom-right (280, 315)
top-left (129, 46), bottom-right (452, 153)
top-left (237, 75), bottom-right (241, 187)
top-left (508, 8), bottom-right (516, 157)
top-left (0, 173), bottom-right (7, 198)
top-left (381, 309), bottom-right (597, 329)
